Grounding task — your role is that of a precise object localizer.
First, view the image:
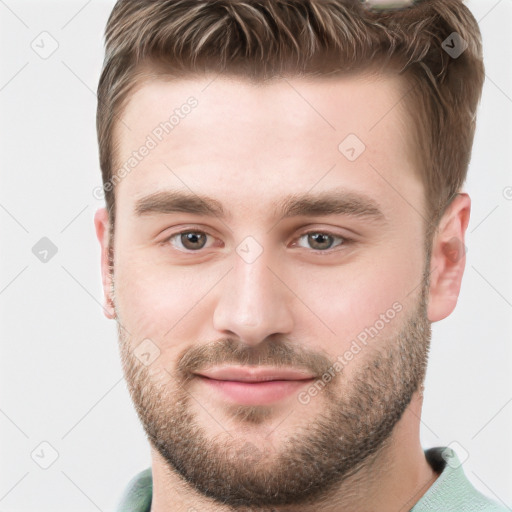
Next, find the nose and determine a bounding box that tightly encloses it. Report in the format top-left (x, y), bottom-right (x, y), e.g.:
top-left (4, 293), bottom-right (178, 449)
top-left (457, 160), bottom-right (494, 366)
top-left (212, 243), bottom-right (294, 346)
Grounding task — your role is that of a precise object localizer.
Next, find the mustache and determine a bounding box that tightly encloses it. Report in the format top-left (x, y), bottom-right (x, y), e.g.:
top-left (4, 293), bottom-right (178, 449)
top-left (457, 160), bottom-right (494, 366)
top-left (176, 337), bottom-right (334, 381)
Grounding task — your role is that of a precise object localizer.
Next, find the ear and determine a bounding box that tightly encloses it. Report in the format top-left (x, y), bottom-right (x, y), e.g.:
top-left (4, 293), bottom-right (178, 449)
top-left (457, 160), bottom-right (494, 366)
top-left (94, 208), bottom-right (116, 319)
top-left (427, 193), bottom-right (471, 322)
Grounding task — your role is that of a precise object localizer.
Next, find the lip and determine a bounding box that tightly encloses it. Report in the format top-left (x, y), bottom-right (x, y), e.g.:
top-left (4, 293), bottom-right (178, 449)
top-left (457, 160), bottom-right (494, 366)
top-left (195, 365), bottom-right (316, 382)
top-left (194, 366), bottom-right (316, 405)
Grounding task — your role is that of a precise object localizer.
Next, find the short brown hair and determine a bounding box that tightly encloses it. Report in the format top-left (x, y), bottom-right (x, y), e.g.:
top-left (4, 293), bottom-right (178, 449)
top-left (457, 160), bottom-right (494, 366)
top-left (96, 0), bottom-right (484, 244)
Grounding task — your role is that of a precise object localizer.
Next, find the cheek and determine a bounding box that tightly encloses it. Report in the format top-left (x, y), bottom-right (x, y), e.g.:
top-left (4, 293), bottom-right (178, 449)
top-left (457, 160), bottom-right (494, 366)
top-left (114, 254), bottom-right (221, 343)
top-left (293, 243), bottom-right (422, 350)
top-left (113, 222), bottom-right (424, 360)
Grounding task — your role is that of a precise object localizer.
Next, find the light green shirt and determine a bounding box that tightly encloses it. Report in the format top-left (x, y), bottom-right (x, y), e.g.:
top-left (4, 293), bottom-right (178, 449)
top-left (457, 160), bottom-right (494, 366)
top-left (115, 447), bottom-right (509, 511)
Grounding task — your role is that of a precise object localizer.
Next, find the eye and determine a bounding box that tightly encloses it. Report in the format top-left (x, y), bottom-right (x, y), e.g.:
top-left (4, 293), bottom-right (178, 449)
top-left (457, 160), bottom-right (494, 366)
top-left (293, 231), bottom-right (351, 252)
top-left (165, 230), bottom-right (215, 251)
top-left (162, 229), bottom-right (353, 253)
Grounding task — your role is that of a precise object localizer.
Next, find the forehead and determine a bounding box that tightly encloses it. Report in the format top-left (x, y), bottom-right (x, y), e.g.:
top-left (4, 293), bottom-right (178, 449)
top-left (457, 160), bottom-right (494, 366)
top-left (112, 70), bottom-right (424, 226)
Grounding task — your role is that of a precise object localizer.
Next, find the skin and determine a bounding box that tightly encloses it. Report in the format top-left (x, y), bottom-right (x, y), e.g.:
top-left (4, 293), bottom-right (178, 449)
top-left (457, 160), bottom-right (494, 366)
top-left (95, 69), bottom-right (470, 512)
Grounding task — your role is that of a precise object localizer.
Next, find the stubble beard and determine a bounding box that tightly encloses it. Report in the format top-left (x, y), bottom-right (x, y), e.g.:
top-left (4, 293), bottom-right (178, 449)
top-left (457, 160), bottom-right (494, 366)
top-left (113, 259), bottom-right (432, 509)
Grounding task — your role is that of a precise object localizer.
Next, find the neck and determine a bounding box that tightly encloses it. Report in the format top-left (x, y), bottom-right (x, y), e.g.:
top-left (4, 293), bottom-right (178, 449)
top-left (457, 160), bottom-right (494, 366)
top-left (149, 390), bottom-right (439, 512)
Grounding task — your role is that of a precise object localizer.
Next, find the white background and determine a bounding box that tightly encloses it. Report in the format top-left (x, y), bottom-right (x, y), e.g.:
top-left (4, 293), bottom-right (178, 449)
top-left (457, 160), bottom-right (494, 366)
top-left (0, 0), bottom-right (511, 510)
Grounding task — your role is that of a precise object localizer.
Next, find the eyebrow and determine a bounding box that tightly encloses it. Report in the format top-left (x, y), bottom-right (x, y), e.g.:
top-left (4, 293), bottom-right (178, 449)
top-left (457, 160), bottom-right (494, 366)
top-left (133, 189), bottom-right (387, 224)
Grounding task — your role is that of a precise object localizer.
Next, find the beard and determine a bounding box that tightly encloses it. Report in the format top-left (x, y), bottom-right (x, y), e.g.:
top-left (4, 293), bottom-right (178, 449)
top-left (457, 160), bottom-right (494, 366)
top-left (114, 261), bottom-right (432, 510)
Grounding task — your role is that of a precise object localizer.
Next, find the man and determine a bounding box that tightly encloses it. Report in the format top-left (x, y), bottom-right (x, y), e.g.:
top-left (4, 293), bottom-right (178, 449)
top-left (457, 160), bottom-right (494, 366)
top-left (93, 0), bottom-right (506, 510)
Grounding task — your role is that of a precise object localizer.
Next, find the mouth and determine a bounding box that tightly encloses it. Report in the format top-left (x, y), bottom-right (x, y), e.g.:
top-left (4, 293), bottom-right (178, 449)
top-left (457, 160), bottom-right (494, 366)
top-left (194, 366), bottom-right (316, 405)
top-left (195, 365), bottom-right (316, 382)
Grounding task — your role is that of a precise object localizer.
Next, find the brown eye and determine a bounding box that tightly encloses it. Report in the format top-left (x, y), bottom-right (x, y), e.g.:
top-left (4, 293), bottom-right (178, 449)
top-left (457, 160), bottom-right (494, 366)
top-left (307, 233), bottom-right (335, 250)
top-left (167, 231), bottom-right (211, 251)
top-left (295, 231), bottom-right (351, 252)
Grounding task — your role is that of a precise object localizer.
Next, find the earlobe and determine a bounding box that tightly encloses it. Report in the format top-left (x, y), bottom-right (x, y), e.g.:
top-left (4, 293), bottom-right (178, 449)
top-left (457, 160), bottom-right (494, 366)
top-left (94, 208), bottom-right (116, 320)
top-left (427, 193), bottom-right (471, 323)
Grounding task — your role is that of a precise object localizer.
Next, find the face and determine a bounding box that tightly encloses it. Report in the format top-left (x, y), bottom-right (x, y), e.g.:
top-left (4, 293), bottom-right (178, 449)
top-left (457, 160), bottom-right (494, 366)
top-left (102, 71), bottom-right (433, 507)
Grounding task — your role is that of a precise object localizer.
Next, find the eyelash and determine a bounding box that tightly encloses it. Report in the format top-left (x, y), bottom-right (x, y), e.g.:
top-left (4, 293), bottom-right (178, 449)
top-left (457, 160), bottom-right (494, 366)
top-left (162, 229), bottom-right (354, 254)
